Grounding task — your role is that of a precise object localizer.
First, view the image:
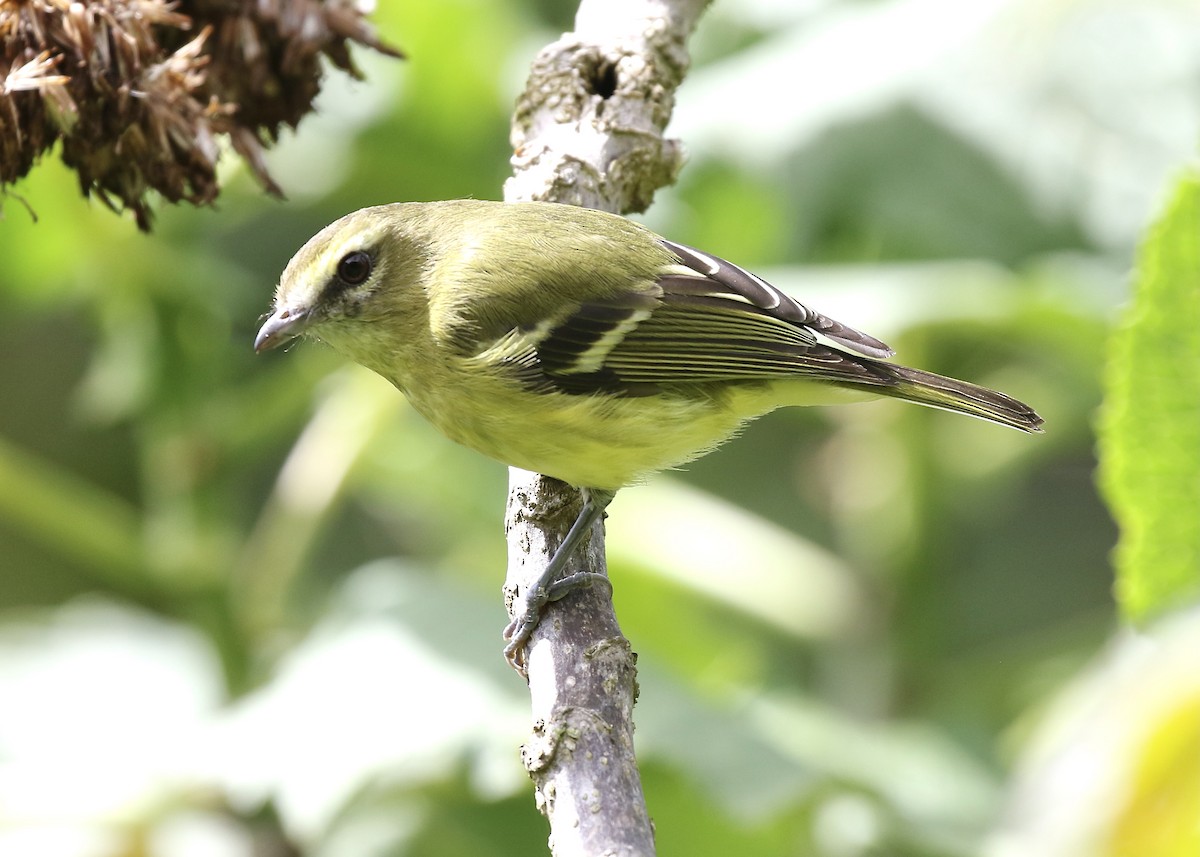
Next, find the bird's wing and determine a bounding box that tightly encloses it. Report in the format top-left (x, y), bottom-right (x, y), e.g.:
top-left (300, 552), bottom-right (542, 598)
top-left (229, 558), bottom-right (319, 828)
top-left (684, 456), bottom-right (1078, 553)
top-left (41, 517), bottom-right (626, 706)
top-left (504, 240), bottom-right (899, 396)
top-left (657, 241), bottom-right (894, 359)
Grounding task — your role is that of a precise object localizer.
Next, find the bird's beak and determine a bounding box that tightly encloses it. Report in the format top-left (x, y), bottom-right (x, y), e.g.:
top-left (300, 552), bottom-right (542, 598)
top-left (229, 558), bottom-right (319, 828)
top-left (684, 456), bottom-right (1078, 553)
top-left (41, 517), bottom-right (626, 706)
top-left (254, 306), bottom-right (311, 353)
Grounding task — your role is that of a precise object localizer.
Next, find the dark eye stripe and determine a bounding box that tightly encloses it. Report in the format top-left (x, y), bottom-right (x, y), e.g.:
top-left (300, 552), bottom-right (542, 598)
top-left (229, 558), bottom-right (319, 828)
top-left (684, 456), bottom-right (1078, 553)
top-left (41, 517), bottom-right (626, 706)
top-left (321, 249), bottom-right (375, 300)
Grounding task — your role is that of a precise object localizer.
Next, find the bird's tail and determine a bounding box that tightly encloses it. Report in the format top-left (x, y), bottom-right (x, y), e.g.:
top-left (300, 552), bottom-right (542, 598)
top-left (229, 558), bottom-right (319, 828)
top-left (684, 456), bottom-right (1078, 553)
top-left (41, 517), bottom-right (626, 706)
top-left (869, 363), bottom-right (1044, 433)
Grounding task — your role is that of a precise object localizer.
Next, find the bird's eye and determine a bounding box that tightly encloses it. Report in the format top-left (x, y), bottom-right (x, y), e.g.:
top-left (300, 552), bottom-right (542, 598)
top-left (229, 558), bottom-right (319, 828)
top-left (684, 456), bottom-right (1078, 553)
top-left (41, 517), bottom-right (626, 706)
top-left (336, 251), bottom-right (373, 286)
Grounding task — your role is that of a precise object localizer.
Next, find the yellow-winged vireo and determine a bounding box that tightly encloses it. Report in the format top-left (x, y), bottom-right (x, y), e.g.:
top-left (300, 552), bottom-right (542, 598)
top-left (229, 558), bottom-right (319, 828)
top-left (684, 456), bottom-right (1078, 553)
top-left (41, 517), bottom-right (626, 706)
top-left (256, 200), bottom-right (1043, 664)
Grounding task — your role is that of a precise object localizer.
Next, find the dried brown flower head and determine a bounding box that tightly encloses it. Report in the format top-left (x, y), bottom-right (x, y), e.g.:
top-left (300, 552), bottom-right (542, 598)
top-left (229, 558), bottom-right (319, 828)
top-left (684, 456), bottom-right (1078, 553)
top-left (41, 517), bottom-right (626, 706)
top-left (1, 0), bottom-right (402, 230)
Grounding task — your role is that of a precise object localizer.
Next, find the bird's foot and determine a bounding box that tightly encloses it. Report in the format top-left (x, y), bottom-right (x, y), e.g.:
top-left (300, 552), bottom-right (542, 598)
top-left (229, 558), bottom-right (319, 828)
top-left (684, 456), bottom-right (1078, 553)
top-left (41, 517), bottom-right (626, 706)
top-left (502, 571), bottom-right (612, 675)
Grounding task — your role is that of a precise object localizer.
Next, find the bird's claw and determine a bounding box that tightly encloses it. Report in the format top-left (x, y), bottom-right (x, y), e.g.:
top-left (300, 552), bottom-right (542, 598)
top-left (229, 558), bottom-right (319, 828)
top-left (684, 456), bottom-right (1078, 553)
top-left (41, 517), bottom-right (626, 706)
top-left (502, 603), bottom-right (540, 676)
top-left (502, 572), bottom-right (612, 676)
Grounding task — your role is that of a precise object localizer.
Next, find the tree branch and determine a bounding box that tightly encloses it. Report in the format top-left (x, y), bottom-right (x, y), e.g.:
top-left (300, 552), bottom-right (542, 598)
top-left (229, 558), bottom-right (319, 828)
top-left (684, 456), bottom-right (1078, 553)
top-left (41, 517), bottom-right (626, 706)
top-left (503, 1), bottom-right (712, 854)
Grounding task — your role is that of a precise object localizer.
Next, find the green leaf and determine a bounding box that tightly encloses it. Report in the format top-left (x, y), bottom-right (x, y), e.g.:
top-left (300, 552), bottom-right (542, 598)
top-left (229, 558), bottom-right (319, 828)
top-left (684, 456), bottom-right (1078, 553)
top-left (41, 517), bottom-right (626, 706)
top-left (1100, 171), bottom-right (1200, 622)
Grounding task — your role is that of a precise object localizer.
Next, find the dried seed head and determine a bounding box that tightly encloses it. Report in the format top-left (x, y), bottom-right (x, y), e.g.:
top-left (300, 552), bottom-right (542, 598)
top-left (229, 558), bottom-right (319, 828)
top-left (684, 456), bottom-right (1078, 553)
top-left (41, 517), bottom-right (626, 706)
top-left (1, 0), bottom-right (403, 230)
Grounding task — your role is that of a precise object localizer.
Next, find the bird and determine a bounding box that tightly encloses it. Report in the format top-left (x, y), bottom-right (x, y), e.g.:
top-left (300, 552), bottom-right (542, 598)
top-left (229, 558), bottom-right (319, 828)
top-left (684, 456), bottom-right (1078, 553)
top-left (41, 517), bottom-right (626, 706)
top-left (255, 199), bottom-right (1043, 666)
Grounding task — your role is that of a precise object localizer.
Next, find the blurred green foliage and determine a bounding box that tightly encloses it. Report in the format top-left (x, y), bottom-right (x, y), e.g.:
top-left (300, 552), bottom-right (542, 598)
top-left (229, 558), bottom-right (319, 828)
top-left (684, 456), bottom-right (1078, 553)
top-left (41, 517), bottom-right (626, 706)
top-left (0, 1), bottom-right (1196, 856)
top-left (1100, 172), bottom-right (1200, 623)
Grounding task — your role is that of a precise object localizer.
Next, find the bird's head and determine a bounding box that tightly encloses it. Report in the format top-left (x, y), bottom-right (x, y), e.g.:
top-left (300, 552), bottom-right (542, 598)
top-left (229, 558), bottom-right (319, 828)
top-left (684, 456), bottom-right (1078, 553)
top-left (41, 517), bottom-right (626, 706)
top-left (255, 204), bottom-right (435, 372)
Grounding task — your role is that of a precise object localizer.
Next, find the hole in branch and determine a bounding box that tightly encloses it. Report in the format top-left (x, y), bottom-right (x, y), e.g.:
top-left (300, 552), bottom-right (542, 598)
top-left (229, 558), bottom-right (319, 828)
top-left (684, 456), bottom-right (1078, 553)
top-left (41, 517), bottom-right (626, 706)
top-left (588, 60), bottom-right (618, 99)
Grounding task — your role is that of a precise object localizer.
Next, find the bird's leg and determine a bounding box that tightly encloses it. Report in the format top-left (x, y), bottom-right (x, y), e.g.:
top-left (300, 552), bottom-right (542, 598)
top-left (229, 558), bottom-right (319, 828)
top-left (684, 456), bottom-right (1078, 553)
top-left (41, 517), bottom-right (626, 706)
top-left (503, 487), bottom-right (615, 671)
